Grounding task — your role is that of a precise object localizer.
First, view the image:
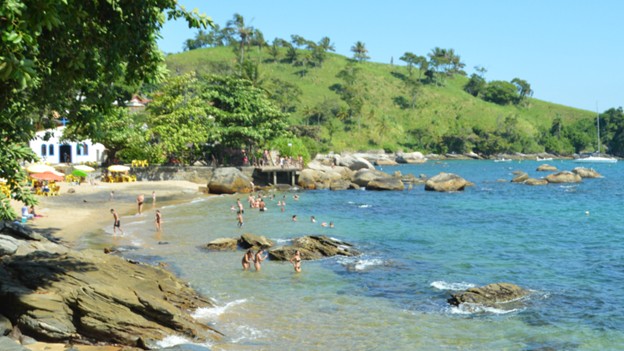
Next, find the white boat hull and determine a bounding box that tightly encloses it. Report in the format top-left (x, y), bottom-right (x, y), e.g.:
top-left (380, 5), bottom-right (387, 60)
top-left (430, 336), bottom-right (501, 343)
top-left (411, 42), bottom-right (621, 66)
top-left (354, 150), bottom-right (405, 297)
top-left (574, 156), bottom-right (617, 164)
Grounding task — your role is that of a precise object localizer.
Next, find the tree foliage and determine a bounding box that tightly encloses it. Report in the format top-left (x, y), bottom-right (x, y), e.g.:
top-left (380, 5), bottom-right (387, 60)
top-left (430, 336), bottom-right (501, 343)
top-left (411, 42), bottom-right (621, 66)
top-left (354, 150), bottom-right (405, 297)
top-left (0, 0), bottom-right (210, 219)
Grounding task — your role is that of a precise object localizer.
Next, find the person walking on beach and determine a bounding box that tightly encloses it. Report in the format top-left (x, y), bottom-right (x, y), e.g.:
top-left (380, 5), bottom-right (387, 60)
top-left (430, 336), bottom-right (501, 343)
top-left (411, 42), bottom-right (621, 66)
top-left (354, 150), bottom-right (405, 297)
top-left (290, 250), bottom-right (302, 273)
top-left (254, 249), bottom-right (268, 272)
top-left (155, 210), bottom-right (162, 231)
top-left (110, 209), bottom-right (123, 236)
top-left (136, 194), bottom-right (144, 215)
top-left (242, 249), bottom-right (253, 271)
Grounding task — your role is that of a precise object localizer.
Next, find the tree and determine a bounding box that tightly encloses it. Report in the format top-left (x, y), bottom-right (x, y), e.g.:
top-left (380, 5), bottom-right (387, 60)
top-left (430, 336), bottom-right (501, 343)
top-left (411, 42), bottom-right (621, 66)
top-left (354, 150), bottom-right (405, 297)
top-left (333, 62), bottom-right (366, 127)
top-left (464, 74), bottom-right (486, 97)
top-left (226, 13), bottom-right (254, 69)
top-left (400, 52), bottom-right (419, 77)
top-left (482, 81), bottom-right (519, 105)
top-left (351, 41), bottom-right (370, 62)
top-left (511, 78), bottom-right (533, 101)
top-left (0, 1), bottom-right (210, 219)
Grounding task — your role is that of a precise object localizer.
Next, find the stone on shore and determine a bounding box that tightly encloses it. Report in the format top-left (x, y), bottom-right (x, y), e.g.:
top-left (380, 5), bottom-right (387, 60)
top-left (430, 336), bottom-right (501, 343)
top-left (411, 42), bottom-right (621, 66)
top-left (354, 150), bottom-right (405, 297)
top-left (0, 234), bottom-right (19, 256)
top-left (572, 167), bottom-right (602, 178)
top-left (366, 177), bottom-right (405, 191)
top-left (536, 164), bottom-right (557, 172)
top-left (352, 169), bottom-right (393, 187)
top-left (395, 152), bottom-right (427, 164)
top-left (447, 282), bottom-right (529, 307)
top-left (0, 314), bottom-right (12, 336)
top-left (208, 167), bottom-right (253, 194)
top-left (0, 225), bottom-right (222, 348)
top-left (268, 235), bottom-right (359, 261)
top-left (334, 155), bottom-right (375, 171)
top-left (545, 171), bottom-right (582, 183)
top-left (424, 172), bottom-right (471, 192)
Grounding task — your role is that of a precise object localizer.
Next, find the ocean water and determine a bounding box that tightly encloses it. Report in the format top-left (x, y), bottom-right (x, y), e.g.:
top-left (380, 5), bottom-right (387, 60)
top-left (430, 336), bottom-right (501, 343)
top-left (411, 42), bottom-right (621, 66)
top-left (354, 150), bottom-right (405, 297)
top-left (80, 160), bottom-right (624, 350)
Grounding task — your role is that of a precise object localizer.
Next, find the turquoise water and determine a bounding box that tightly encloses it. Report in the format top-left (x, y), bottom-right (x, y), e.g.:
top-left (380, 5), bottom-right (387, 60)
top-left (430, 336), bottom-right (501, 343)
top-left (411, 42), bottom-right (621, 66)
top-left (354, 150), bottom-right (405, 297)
top-left (82, 160), bottom-right (624, 350)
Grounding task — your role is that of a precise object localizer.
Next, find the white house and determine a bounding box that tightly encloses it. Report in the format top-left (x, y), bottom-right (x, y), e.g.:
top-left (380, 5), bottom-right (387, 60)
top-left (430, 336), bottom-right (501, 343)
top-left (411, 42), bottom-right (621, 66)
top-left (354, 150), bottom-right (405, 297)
top-left (30, 126), bottom-right (106, 165)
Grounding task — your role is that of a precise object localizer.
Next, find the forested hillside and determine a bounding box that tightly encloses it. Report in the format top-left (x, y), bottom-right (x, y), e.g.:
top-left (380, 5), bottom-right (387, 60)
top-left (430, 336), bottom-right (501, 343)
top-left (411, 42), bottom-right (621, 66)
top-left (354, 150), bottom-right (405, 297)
top-left (165, 45), bottom-right (614, 156)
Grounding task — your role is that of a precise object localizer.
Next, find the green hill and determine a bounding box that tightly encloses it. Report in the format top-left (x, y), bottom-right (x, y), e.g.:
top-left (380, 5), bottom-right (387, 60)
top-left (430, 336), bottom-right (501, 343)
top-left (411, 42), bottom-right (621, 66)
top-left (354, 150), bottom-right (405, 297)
top-left (164, 46), bottom-right (595, 155)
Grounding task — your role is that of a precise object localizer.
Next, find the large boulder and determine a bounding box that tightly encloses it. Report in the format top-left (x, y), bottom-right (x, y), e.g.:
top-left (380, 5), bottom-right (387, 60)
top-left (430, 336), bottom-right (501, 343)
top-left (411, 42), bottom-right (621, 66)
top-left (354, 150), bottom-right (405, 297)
top-left (447, 282), bottom-right (529, 307)
top-left (536, 164), bottom-right (557, 172)
top-left (0, 244), bottom-right (222, 348)
top-left (396, 152), bottom-right (427, 164)
top-left (511, 172), bottom-right (529, 183)
top-left (572, 167), bottom-right (602, 178)
top-left (297, 169), bottom-right (320, 190)
top-left (545, 171), bottom-right (582, 183)
top-left (268, 236), bottom-right (359, 261)
top-left (0, 314), bottom-right (11, 336)
top-left (335, 155), bottom-right (375, 171)
top-left (352, 169), bottom-right (393, 187)
top-left (208, 167), bottom-right (253, 194)
top-left (366, 177), bottom-right (405, 191)
top-left (206, 237), bottom-right (238, 251)
top-left (424, 172), bottom-right (471, 192)
top-left (239, 233), bottom-right (274, 249)
top-left (524, 178), bottom-right (548, 186)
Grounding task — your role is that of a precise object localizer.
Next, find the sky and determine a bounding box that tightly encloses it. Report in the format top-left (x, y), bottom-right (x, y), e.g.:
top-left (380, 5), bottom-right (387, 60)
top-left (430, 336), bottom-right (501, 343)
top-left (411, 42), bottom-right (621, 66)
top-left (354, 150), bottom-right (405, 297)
top-left (158, 0), bottom-right (624, 112)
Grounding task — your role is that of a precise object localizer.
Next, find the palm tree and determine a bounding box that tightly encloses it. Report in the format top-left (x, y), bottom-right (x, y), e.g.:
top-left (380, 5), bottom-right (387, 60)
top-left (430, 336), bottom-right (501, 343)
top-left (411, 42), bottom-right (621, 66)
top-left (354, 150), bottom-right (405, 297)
top-left (226, 13), bottom-right (254, 68)
top-left (318, 37), bottom-right (335, 52)
top-left (351, 41), bottom-right (369, 62)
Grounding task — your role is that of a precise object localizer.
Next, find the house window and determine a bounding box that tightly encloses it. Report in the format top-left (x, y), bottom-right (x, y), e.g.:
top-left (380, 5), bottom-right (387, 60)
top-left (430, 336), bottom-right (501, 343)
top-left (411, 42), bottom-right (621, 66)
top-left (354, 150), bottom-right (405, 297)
top-left (77, 143), bottom-right (89, 156)
top-left (48, 144), bottom-right (54, 156)
top-left (41, 144), bottom-right (47, 156)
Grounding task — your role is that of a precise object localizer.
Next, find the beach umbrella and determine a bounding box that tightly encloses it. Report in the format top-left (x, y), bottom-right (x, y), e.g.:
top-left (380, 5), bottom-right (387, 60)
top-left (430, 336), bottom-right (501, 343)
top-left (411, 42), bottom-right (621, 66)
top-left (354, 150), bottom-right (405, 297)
top-left (74, 165), bottom-right (95, 172)
top-left (108, 165), bottom-right (130, 172)
top-left (30, 171), bottom-right (64, 182)
top-left (72, 169), bottom-right (88, 178)
top-left (26, 164), bottom-right (55, 173)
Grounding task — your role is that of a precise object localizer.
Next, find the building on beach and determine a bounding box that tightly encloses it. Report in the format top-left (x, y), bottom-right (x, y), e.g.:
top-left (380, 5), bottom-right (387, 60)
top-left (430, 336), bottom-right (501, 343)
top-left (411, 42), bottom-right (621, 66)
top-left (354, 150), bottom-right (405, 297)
top-left (29, 126), bottom-right (106, 165)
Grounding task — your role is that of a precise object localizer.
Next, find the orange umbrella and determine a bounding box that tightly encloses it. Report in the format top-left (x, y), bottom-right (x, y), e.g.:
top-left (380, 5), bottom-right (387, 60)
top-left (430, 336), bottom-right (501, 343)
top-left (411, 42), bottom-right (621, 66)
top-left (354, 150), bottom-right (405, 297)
top-left (30, 171), bottom-right (64, 182)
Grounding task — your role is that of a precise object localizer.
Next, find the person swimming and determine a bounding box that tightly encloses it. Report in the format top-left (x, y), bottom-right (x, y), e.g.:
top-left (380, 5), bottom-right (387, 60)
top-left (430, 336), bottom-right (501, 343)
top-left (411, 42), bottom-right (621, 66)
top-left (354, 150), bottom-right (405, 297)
top-left (242, 249), bottom-right (253, 271)
top-left (290, 250), bottom-right (302, 273)
top-left (254, 249), bottom-right (268, 272)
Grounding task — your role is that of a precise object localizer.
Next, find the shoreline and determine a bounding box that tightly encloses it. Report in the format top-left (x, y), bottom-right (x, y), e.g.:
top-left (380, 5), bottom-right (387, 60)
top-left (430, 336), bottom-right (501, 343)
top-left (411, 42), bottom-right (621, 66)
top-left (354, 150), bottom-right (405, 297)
top-left (11, 180), bottom-right (210, 247)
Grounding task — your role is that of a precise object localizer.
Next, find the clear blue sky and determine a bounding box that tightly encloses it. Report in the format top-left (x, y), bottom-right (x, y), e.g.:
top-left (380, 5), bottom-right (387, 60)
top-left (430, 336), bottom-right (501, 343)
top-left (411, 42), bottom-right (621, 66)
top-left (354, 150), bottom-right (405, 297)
top-left (158, 0), bottom-right (624, 112)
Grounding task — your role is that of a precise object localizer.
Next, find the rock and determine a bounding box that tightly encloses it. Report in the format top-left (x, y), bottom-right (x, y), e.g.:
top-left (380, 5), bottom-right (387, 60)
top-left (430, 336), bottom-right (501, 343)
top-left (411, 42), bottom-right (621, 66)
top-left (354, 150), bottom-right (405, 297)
top-left (352, 169), bottom-right (392, 187)
top-left (572, 167), bottom-right (602, 178)
top-left (239, 233), bottom-right (274, 249)
top-left (0, 314), bottom-right (11, 336)
top-left (2, 222), bottom-right (44, 241)
top-left (0, 246), bottom-right (222, 347)
top-left (268, 236), bottom-right (359, 261)
top-left (464, 151), bottom-right (482, 160)
top-left (297, 169), bottom-right (319, 190)
top-left (424, 172), bottom-right (471, 192)
top-left (0, 337), bottom-right (28, 351)
top-left (545, 171), bottom-right (582, 183)
top-left (536, 164), bottom-right (557, 172)
top-left (447, 282), bottom-right (529, 307)
top-left (374, 157), bottom-right (398, 166)
top-left (335, 155), bottom-right (375, 171)
top-left (396, 152), bottom-right (427, 164)
top-left (0, 235), bottom-right (19, 256)
top-left (206, 237), bottom-right (238, 251)
top-left (329, 179), bottom-right (352, 191)
top-left (208, 167), bottom-right (253, 194)
top-left (524, 178), bottom-right (548, 186)
top-left (511, 172), bottom-right (529, 183)
top-left (366, 177), bottom-right (405, 191)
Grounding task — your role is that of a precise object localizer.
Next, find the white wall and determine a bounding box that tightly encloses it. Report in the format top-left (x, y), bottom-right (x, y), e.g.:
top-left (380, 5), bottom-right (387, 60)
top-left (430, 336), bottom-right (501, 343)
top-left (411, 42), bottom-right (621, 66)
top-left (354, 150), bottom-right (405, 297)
top-left (29, 126), bottom-right (106, 165)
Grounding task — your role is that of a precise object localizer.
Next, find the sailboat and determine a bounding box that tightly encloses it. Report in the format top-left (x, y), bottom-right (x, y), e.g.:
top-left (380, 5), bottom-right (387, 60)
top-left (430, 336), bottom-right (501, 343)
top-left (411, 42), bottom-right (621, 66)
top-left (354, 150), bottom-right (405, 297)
top-left (574, 110), bottom-right (617, 164)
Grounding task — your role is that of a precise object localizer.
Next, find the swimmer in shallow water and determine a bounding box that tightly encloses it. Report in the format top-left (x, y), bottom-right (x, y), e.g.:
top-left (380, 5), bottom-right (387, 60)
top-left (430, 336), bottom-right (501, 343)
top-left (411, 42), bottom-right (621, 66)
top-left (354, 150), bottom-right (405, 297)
top-left (242, 249), bottom-right (253, 271)
top-left (290, 250), bottom-right (302, 273)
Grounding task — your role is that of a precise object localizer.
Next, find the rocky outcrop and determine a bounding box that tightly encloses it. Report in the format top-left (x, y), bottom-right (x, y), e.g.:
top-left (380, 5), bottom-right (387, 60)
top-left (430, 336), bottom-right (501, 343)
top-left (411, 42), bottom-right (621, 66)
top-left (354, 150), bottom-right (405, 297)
top-left (0, 223), bottom-right (222, 348)
top-left (268, 236), bottom-right (359, 261)
top-left (0, 234), bottom-right (19, 256)
top-left (334, 155), bottom-right (375, 171)
top-left (352, 169), bottom-right (393, 187)
top-left (206, 237), bottom-right (238, 251)
top-left (395, 152), bottom-right (427, 164)
top-left (545, 171), bottom-right (582, 183)
top-left (298, 161), bottom-right (353, 190)
top-left (239, 233), bottom-right (274, 249)
top-left (208, 167), bottom-right (253, 194)
top-left (447, 282), bottom-right (529, 307)
top-left (536, 164), bottom-right (557, 172)
top-left (524, 178), bottom-right (548, 186)
top-left (511, 172), bottom-right (529, 183)
top-left (424, 172), bottom-right (471, 192)
top-left (0, 314), bottom-right (11, 336)
top-left (572, 167), bottom-right (602, 178)
top-left (366, 177), bottom-right (405, 191)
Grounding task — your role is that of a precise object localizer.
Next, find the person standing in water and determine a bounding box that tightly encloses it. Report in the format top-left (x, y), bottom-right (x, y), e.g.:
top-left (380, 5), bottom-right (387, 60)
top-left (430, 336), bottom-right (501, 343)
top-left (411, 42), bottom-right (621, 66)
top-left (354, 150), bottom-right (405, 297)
top-left (237, 211), bottom-right (244, 228)
top-left (110, 209), bottom-right (123, 236)
top-left (254, 249), bottom-right (268, 272)
top-left (290, 250), bottom-right (302, 273)
top-left (136, 194), bottom-right (145, 215)
top-left (155, 210), bottom-right (162, 231)
top-left (242, 249), bottom-right (254, 271)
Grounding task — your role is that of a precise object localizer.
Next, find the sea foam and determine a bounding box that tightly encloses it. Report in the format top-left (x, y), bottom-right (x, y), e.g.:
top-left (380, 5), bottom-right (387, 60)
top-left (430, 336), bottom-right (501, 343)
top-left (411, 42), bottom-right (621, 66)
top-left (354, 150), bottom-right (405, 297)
top-left (156, 335), bottom-right (212, 349)
top-left (430, 281), bottom-right (476, 291)
top-left (192, 298), bottom-right (247, 320)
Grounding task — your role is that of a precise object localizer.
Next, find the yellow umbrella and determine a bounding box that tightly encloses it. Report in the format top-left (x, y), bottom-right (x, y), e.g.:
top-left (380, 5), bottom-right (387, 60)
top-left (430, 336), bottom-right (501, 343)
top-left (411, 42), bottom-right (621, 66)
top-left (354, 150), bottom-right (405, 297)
top-left (26, 164), bottom-right (56, 173)
top-left (108, 165), bottom-right (130, 172)
top-left (74, 165), bottom-right (95, 172)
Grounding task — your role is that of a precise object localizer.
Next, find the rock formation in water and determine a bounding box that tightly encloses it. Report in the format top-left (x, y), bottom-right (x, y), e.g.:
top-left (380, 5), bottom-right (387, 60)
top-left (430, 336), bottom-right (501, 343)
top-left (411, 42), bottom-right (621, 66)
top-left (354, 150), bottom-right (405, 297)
top-left (424, 172), bottom-right (471, 192)
top-left (447, 282), bottom-right (529, 307)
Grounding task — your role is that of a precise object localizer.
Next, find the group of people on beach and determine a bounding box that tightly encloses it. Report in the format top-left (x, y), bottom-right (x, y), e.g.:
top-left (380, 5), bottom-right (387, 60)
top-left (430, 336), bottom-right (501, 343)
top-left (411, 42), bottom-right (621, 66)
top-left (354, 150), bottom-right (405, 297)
top-left (110, 191), bottom-right (161, 236)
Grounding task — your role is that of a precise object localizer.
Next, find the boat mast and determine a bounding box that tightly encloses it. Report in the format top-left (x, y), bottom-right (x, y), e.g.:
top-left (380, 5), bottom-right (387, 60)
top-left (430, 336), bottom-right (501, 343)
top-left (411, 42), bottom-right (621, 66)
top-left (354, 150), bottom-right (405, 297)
top-left (596, 104), bottom-right (600, 154)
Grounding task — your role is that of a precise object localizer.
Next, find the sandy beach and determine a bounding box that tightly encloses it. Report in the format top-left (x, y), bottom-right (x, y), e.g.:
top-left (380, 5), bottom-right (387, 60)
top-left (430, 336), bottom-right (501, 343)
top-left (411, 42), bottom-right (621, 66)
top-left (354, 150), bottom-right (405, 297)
top-left (11, 180), bottom-right (209, 247)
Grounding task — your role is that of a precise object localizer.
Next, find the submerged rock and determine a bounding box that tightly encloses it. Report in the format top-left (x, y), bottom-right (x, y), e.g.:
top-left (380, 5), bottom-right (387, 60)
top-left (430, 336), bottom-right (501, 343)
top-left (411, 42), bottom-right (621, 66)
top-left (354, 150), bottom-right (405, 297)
top-left (206, 237), bottom-right (238, 251)
top-left (447, 282), bottom-right (529, 307)
top-left (239, 233), bottom-right (274, 249)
